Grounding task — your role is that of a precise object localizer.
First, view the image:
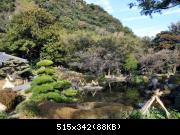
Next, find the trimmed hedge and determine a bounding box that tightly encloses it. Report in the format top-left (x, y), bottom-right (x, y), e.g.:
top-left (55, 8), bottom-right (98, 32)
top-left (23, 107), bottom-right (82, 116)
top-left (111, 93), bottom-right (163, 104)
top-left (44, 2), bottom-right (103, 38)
top-left (32, 75), bottom-right (54, 86)
top-left (30, 92), bottom-right (65, 103)
top-left (30, 92), bottom-right (78, 103)
top-left (53, 80), bottom-right (71, 91)
top-left (62, 89), bottom-right (78, 97)
top-left (36, 60), bottom-right (53, 67)
top-left (31, 83), bottom-right (54, 94)
top-left (28, 60), bottom-right (78, 104)
top-left (36, 68), bottom-right (55, 75)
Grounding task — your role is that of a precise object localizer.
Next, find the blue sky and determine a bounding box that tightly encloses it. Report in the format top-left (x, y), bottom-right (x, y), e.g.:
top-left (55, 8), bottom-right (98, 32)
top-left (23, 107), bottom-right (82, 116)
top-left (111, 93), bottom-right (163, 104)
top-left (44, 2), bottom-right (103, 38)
top-left (85, 0), bottom-right (180, 37)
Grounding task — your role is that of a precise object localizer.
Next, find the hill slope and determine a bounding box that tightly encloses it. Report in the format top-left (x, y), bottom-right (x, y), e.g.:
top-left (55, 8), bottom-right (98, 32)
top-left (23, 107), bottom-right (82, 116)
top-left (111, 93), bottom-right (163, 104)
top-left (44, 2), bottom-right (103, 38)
top-left (0, 0), bottom-right (143, 75)
top-left (0, 0), bottom-right (134, 36)
top-left (34, 0), bottom-right (133, 34)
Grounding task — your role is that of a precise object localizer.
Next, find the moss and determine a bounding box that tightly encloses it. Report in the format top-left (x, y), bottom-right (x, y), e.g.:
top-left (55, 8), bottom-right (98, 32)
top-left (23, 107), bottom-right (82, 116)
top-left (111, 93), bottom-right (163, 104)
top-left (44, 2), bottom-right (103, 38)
top-left (16, 100), bottom-right (39, 118)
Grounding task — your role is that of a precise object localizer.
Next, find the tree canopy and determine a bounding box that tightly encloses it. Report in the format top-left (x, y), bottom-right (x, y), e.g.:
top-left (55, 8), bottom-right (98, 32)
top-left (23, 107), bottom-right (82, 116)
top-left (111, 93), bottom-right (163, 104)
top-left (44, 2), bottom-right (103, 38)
top-left (152, 21), bottom-right (180, 50)
top-left (129, 0), bottom-right (180, 16)
top-left (0, 9), bottom-right (59, 61)
top-left (0, 0), bottom-right (179, 76)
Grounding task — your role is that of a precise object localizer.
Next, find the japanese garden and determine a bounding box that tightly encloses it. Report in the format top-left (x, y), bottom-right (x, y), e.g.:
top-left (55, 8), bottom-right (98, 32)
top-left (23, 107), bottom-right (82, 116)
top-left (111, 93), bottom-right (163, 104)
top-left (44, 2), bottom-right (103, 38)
top-left (0, 0), bottom-right (179, 119)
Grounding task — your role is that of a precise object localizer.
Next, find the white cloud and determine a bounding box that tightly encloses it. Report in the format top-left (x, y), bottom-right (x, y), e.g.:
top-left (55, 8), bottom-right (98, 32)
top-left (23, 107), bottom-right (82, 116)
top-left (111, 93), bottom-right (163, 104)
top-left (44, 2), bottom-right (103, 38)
top-left (101, 0), bottom-right (113, 13)
top-left (134, 26), bottom-right (167, 37)
top-left (85, 0), bottom-right (113, 13)
top-left (122, 16), bottom-right (148, 21)
top-left (163, 8), bottom-right (180, 15)
top-left (122, 8), bottom-right (180, 22)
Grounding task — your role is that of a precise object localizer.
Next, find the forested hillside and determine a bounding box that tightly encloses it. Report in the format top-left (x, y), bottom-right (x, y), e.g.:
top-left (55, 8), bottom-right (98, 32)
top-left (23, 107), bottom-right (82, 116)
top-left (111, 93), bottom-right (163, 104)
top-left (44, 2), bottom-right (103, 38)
top-left (0, 0), bottom-right (179, 75)
top-left (0, 0), bottom-right (15, 32)
top-left (0, 0), bottom-right (143, 75)
top-left (0, 0), bottom-right (133, 34)
top-left (36, 0), bottom-right (135, 34)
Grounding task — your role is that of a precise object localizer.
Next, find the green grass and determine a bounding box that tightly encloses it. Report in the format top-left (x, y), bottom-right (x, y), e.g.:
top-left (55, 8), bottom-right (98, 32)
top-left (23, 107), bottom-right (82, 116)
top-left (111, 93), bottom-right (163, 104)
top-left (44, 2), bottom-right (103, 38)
top-left (0, 112), bottom-right (8, 119)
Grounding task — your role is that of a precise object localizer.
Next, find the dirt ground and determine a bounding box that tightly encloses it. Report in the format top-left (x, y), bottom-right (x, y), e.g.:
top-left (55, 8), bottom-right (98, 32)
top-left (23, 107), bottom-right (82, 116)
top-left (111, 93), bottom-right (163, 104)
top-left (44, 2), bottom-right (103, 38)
top-left (0, 79), bottom-right (25, 90)
top-left (0, 80), bottom-right (5, 90)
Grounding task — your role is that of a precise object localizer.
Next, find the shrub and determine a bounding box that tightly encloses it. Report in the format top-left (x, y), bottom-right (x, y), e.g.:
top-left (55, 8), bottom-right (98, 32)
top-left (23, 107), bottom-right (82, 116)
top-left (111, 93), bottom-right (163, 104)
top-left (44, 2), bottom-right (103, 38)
top-left (32, 92), bottom-right (64, 103)
top-left (31, 91), bottom-right (78, 103)
top-left (147, 107), bottom-right (166, 119)
top-left (36, 68), bottom-right (55, 75)
top-left (45, 92), bottom-right (65, 102)
top-left (130, 75), bottom-right (145, 85)
top-left (30, 92), bottom-right (62, 103)
top-left (130, 108), bottom-right (172, 119)
top-left (30, 94), bottom-right (48, 103)
top-left (16, 100), bottom-right (39, 118)
top-left (28, 60), bottom-right (78, 104)
top-left (53, 80), bottom-right (71, 91)
top-left (170, 110), bottom-right (180, 119)
top-left (0, 0), bottom-right (15, 12)
top-left (31, 75), bottom-right (55, 86)
top-left (97, 74), bottom-right (107, 85)
top-left (129, 110), bottom-right (143, 119)
top-left (62, 89), bottom-right (78, 97)
top-left (31, 83), bottom-right (54, 94)
top-left (0, 112), bottom-right (7, 119)
top-left (139, 49), bottom-right (179, 74)
top-left (123, 54), bottom-right (138, 72)
top-left (125, 89), bottom-right (140, 99)
top-left (0, 91), bottom-right (24, 112)
top-left (61, 96), bottom-right (78, 103)
top-left (36, 60), bottom-right (54, 67)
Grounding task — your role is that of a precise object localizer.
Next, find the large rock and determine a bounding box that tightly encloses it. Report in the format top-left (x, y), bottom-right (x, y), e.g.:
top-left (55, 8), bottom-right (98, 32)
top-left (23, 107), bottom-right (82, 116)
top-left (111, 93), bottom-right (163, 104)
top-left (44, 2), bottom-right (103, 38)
top-left (0, 102), bottom-right (7, 112)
